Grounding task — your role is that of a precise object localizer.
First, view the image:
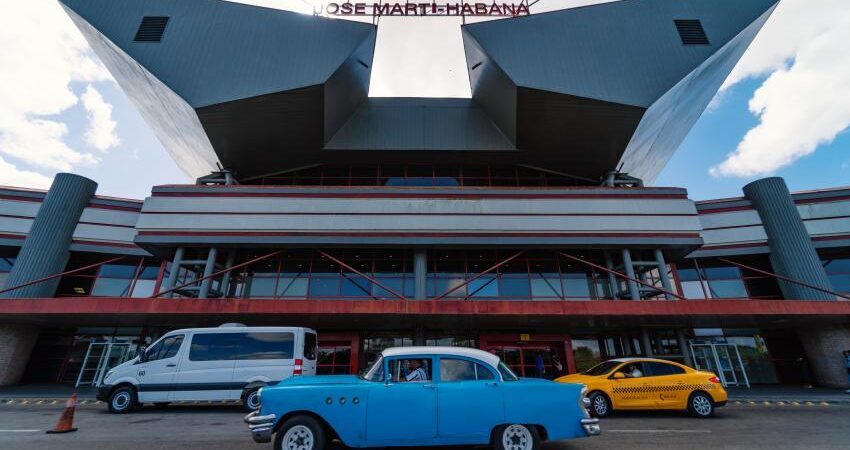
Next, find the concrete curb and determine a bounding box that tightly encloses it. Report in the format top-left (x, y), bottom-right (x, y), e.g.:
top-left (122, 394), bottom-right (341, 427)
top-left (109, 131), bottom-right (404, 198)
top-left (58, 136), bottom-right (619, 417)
top-left (729, 398), bottom-right (850, 406)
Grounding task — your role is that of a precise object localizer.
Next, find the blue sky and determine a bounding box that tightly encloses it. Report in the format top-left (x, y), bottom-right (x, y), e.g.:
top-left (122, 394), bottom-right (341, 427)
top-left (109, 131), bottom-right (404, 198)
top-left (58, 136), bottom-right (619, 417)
top-left (1, 0), bottom-right (848, 201)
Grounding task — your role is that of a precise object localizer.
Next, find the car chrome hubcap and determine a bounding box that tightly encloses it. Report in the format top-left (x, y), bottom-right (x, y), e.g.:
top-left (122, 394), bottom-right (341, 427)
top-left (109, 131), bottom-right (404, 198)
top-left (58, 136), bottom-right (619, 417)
top-left (693, 396), bottom-right (712, 416)
top-left (503, 424), bottom-right (533, 450)
top-left (112, 392), bottom-right (130, 410)
top-left (593, 396), bottom-right (607, 415)
top-left (247, 392), bottom-right (260, 409)
top-left (282, 425), bottom-right (314, 450)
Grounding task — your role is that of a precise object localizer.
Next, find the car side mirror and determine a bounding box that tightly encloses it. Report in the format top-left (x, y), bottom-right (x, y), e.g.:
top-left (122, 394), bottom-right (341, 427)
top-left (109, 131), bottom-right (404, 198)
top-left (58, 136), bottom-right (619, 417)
top-left (611, 372), bottom-right (626, 379)
top-left (138, 349), bottom-right (149, 363)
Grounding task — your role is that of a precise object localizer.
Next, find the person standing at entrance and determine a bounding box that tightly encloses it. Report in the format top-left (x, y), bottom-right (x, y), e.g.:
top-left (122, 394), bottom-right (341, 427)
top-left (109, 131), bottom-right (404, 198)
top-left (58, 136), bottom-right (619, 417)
top-left (535, 352), bottom-right (545, 378)
top-left (843, 350), bottom-right (850, 393)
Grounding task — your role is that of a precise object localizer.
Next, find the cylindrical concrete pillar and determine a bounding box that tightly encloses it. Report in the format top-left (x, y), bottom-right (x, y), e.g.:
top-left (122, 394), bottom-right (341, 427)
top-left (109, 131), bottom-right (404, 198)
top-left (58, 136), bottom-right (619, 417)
top-left (797, 325), bottom-right (850, 388)
top-left (414, 249), bottom-right (427, 300)
top-left (743, 177), bottom-right (834, 300)
top-left (1, 173), bottom-right (97, 298)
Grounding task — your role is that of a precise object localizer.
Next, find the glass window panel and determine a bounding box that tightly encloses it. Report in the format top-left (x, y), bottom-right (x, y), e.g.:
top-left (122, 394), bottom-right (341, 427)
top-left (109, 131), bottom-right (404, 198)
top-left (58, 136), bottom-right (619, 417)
top-left (707, 279), bottom-right (748, 298)
top-left (0, 272), bottom-right (8, 290)
top-left (435, 276), bottom-right (466, 298)
top-left (277, 278), bottom-right (308, 297)
top-left (131, 279), bottom-right (156, 298)
top-left (335, 347), bottom-right (351, 364)
top-left (91, 277), bottom-right (132, 297)
top-left (681, 281), bottom-right (709, 299)
top-left (341, 276), bottom-right (372, 297)
top-left (440, 358), bottom-right (477, 382)
top-left (248, 277), bottom-right (277, 298)
top-left (499, 277), bottom-right (530, 297)
top-left (676, 267), bottom-right (701, 282)
top-left (373, 277), bottom-right (404, 299)
top-left (530, 274), bottom-right (562, 299)
top-left (468, 275), bottom-right (498, 298)
top-left (98, 264), bottom-right (138, 278)
top-left (823, 258), bottom-right (850, 273)
top-left (703, 266), bottom-right (742, 280)
top-left (828, 274), bottom-right (850, 293)
top-left (137, 265), bottom-right (160, 279)
top-left (0, 257), bottom-right (14, 272)
top-left (562, 273), bottom-right (591, 299)
top-left (308, 277), bottom-right (339, 297)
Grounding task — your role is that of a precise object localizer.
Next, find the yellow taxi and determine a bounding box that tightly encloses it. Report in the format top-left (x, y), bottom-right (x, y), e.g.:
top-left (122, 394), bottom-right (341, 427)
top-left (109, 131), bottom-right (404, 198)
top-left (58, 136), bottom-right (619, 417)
top-left (555, 358), bottom-right (727, 418)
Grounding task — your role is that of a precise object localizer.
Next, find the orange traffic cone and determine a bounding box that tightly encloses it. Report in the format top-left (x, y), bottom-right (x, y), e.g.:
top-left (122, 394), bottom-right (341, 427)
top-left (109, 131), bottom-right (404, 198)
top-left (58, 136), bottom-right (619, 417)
top-left (46, 393), bottom-right (78, 434)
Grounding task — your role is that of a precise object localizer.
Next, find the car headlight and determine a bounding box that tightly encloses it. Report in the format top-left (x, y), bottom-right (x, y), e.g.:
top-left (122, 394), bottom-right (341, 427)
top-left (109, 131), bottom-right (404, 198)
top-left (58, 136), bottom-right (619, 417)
top-left (579, 385), bottom-right (590, 418)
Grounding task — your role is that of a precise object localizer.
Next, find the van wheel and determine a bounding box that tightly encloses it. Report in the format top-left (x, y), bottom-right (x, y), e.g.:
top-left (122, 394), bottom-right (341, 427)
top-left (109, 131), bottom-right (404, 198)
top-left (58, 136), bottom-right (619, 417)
top-left (274, 415), bottom-right (326, 450)
top-left (688, 392), bottom-right (714, 418)
top-left (493, 424), bottom-right (540, 450)
top-left (243, 388), bottom-right (261, 412)
top-left (108, 386), bottom-right (137, 414)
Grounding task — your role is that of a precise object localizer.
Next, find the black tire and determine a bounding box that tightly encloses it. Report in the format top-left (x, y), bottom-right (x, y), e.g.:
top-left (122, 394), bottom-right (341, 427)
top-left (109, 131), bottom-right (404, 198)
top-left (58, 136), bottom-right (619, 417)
top-left (107, 386), bottom-right (137, 414)
top-left (492, 424), bottom-right (541, 450)
top-left (153, 402), bottom-right (170, 408)
top-left (274, 415), bottom-right (326, 450)
top-left (243, 388), bottom-right (261, 412)
top-left (688, 392), bottom-right (715, 418)
top-left (587, 391), bottom-right (612, 418)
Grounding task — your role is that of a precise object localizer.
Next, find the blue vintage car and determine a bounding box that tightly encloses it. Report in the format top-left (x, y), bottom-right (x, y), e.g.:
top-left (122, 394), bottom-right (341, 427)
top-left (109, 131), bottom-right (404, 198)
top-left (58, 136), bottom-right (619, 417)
top-left (245, 346), bottom-right (600, 450)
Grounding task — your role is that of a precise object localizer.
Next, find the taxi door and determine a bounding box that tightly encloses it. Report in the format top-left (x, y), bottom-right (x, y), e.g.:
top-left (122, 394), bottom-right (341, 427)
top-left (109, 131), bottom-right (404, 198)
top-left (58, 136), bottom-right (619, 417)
top-left (644, 361), bottom-right (688, 408)
top-left (609, 362), bottom-right (655, 409)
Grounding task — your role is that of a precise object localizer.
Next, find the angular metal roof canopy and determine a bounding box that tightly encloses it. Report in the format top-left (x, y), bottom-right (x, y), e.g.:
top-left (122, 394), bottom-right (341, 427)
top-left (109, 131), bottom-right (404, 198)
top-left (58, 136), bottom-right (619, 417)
top-left (61, 0), bottom-right (777, 182)
top-left (463, 0), bottom-right (779, 182)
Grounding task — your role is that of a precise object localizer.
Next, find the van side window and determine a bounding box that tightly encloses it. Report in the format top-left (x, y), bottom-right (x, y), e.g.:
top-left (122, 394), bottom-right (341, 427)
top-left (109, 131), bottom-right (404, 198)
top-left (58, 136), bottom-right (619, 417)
top-left (189, 332), bottom-right (295, 361)
top-left (147, 334), bottom-right (184, 361)
top-left (304, 333), bottom-right (317, 360)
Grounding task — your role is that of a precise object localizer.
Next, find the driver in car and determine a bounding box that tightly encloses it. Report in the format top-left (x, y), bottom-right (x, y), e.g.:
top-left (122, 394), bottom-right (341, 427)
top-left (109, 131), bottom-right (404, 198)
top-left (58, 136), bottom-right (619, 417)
top-left (624, 364), bottom-right (643, 378)
top-left (404, 359), bottom-right (429, 382)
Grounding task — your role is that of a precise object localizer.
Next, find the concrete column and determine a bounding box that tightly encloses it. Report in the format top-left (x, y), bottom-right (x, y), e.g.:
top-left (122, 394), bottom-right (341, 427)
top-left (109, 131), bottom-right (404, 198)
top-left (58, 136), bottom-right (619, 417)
top-left (198, 247), bottom-right (218, 298)
top-left (0, 324), bottom-right (39, 386)
top-left (604, 252), bottom-right (619, 299)
top-left (163, 247), bottom-right (184, 298)
top-left (743, 177), bottom-right (834, 300)
top-left (1, 173), bottom-right (97, 298)
top-left (641, 329), bottom-right (654, 357)
top-left (414, 249), bottom-right (427, 300)
top-left (654, 249), bottom-right (674, 300)
top-left (621, 249), bottom-right (641, 300)
top-left (677, 329), bottom-right (693, 366)
top-left (797, 325), bottom-right (850, 388)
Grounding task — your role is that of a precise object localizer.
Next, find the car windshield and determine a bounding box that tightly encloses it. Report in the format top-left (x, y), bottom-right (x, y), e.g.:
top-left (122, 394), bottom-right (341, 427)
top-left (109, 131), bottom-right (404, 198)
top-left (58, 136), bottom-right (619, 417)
top-left (361, 356), bottom-right (385, 382)
top-left (583, 360), bottom-right (623, 376)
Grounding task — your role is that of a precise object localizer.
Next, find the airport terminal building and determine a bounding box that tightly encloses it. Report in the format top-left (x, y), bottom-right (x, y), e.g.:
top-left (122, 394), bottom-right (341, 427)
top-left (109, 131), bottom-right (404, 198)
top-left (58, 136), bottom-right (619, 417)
top-left (2, 0), bottom-right (849, 390)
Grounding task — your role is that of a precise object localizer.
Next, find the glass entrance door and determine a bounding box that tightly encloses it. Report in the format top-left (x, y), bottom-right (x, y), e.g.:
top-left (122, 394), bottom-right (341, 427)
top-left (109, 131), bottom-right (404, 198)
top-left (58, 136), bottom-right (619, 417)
top-left (488, 345), bottom-right (559, 379)
top-left (689, 342), bottom-right (750, 388)
top-left (75, 338), bottom-right (137, 387)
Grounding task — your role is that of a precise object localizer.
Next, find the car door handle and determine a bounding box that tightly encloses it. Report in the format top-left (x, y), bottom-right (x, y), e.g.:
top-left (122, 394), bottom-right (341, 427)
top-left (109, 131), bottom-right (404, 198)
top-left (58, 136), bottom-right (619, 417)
top-left (423, 384), bottom-right (437, 390)
top-left (485, 382), bottom-right (499, 388)
top-left (166, 363), bottom-right (177, 367)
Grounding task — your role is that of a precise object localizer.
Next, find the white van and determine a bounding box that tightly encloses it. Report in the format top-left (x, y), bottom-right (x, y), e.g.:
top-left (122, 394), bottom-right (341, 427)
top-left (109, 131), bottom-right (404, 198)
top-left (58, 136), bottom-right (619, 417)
top-left (96, 325), bottom-right (318, 413)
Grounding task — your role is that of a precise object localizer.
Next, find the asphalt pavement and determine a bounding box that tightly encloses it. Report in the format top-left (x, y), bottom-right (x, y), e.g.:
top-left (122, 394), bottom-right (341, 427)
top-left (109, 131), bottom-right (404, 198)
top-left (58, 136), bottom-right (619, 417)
top-left (0, 402), bottom-right (848, 450)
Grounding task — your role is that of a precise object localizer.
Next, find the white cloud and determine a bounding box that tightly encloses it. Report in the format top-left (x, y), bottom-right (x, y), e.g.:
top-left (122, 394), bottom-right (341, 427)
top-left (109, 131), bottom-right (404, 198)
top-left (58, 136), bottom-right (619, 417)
top-left (0, 156), bottom-right (53, 189)
top-left (81, 85), bottom-right (120, 151)
top-left (0, 0), bottom-right (112, 184)
top-left (711, 0), bottom-right (850, 177)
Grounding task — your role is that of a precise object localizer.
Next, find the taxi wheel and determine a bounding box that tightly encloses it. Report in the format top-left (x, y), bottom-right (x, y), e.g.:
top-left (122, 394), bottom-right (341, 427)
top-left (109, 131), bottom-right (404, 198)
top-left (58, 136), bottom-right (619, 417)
top-left (587, 392), bottom-right (611, 418)
top-left (493, 424), bottom-right (541, 450)
top-left (688, 392), bottom-right (715, 418)
top-left (274, 415), bottom-right (326, 450)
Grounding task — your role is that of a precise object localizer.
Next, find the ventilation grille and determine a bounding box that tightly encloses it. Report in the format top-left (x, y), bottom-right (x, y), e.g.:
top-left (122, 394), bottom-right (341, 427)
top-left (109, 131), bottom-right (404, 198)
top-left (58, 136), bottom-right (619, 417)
top-left (674, 19), bottom-right (709, 45)
top-left (134, 16), bottom-right (169, 42)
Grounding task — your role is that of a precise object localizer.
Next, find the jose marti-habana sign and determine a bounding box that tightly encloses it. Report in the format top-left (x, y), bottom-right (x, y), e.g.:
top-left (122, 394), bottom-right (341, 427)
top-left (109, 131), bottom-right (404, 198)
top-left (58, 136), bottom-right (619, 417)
top-left (320, 2), bottom-right (531, 17)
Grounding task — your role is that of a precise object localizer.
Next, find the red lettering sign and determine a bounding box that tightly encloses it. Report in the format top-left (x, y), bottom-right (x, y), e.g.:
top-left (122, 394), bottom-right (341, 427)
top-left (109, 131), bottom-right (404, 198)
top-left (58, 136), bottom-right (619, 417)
top-left (318, 2), bottom-right (531, 17)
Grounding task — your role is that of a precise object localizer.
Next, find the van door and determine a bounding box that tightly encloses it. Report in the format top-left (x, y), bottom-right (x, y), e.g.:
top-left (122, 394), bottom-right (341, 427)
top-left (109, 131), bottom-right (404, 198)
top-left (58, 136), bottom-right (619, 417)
top-left (232, 331), bottom-right (297, 390)
top-left (136, 334), bottom-right (184, 403)
top-left (301, 331), bottom-right (318, 375)
top-left (171, 332), bottom-right (237, 401)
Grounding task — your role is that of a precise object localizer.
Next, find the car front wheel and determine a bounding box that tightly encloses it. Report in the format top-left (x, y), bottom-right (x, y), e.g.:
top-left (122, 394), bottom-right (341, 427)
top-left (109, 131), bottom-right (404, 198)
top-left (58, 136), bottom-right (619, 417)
top-left (588, 391), bottom-right (611, 418)
top-left (494, 424), bottom-right (541, 450)
top-left (688, 392), bottom-right (715, 418)
top-left (107, 386), bottom-right (137, 414)
top-left (274, 415), bottom-right (326, 450)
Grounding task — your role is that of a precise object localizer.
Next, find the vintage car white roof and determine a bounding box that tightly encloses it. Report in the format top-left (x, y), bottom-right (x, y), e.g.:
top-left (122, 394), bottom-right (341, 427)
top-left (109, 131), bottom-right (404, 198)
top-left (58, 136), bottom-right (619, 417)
top-left (381, 346), bottom-right (500, 368)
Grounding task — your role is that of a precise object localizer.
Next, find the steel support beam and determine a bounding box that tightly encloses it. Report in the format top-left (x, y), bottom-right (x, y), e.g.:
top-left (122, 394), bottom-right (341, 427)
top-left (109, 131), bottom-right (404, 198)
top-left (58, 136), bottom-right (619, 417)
top-left (655, 249), bottom-right (674, 300)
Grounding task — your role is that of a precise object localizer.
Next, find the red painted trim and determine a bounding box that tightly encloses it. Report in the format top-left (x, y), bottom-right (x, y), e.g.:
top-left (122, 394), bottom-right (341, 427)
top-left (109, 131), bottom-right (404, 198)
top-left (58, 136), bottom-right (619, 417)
top-left (794, 195), bottom-right (850, 205)
top-left (0, 213), bottom-right (34, 221)
top-left (136, 231), bottom-right (703, 239)
top-left (140, 211), bottom-right (699, 217)
top-left (813, 234), bottom-right (850, 242)
top-left (86, 203), bottom-right (142, 212)
top-left (0, 194), bottom-right (43, 203)
top-left (697, 242), bottom-right (769, 251)
top-left (151, 192), bottom-right (688, 200)
top-left (697, 206), bottom-right (754, 214)
top-left (70, 239), bottom-right (140, 249)
top-left (154, 184), bottom-right (687, 192)
top-left (2, 298), bottom-right (849, 316)
top-left (0, 233), bottom-right (25, 240)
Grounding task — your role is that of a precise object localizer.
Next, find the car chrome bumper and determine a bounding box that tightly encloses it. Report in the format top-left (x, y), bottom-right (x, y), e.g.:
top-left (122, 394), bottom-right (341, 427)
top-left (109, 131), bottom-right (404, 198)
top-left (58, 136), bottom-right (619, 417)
top-left (244, 411), bottom-right (276, 443)
top-left (581, 418), bottom-right (601, 436)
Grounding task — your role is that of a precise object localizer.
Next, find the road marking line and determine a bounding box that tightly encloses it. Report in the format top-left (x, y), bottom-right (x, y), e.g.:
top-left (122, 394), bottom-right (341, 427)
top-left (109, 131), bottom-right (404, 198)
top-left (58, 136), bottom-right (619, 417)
top-left (0, 430), bottom-right (40, 433)
top-left (607, 430), bottom-right (712, 434)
